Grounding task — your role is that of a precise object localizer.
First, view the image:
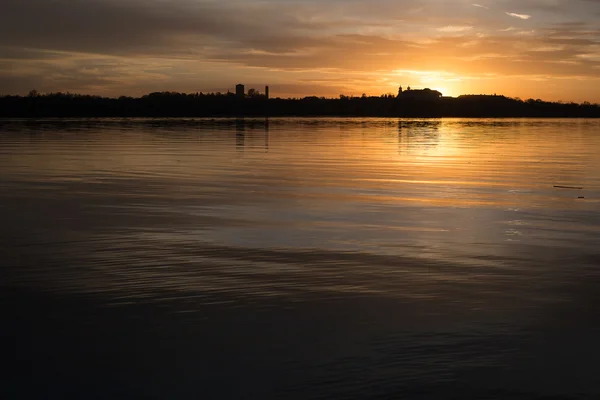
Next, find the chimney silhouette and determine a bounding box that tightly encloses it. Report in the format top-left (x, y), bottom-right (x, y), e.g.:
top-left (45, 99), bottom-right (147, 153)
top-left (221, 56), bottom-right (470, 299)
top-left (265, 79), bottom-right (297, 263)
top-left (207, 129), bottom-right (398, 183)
top-left (265, 86), bottom-right (269, 100)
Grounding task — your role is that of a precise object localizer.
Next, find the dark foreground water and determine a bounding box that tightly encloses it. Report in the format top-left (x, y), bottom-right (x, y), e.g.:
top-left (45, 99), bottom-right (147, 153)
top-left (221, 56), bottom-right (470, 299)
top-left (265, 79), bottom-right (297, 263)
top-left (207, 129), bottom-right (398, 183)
top-left (1, 118), bottom-right (600, 399)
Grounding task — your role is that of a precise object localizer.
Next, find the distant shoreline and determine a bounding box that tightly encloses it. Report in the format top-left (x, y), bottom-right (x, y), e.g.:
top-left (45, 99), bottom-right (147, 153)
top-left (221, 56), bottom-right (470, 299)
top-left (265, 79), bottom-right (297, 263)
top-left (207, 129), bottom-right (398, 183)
top-left (2, 92), bottom-right (599, 118)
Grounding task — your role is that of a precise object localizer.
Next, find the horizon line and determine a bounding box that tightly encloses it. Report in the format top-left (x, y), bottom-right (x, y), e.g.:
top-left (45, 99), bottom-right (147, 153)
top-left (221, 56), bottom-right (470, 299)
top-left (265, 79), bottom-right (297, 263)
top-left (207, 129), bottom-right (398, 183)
top-left (5, 89), bottom-right (598, 106)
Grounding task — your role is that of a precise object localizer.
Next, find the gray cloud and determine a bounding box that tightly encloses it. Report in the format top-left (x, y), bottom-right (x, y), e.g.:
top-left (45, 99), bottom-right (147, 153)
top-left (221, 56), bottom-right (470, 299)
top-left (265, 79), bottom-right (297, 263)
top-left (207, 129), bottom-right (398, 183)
top-left (0, 0), bottom-right (487, 57)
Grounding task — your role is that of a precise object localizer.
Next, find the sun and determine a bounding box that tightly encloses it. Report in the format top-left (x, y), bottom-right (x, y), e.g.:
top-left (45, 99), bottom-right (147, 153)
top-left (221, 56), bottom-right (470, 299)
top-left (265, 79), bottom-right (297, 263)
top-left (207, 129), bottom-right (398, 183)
top-left (429, 83), bottom-right (461, 98)
top-left (393, 69), bottom-right (463, 98)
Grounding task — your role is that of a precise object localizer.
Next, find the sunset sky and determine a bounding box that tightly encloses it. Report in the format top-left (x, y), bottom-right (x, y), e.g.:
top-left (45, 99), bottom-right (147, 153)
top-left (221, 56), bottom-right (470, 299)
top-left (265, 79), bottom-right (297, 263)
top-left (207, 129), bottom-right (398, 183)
top-left (2, 0), bottom-right (600, 102)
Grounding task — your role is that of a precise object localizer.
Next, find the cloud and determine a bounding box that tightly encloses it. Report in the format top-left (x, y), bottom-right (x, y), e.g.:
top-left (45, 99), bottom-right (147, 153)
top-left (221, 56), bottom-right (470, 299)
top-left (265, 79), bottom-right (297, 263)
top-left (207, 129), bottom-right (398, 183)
top-left (437, 25), bottom-right (474, 32)
top-left (472, 4), bottom-right (489, 9)
top-left (529, 45), bottom-right (565, 52)
top-left (515, 30), bottom-right (536, 35)
top-left (506, 12), bottom-right (532, 20)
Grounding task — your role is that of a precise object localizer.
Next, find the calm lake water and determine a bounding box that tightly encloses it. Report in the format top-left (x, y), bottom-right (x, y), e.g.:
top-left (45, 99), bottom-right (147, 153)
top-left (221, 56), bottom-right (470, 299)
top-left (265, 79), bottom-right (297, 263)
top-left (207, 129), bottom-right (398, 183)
top-left (1, 118), bottom-right (600, 399)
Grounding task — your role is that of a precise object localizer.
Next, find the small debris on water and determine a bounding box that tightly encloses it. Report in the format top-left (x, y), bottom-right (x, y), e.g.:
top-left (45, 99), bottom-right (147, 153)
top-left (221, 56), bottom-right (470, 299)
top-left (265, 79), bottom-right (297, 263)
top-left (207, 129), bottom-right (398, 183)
top-left (554, 185), bottom-right (583, 190)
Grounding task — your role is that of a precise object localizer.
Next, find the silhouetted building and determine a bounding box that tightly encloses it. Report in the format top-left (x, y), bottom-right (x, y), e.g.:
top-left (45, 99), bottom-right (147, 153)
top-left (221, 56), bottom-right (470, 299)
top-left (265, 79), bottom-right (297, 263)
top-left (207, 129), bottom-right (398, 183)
top-left (265, 86), bottom-right (269, 100)
top-left (400, 87), bottom-right (442, 100)
top-left (236, 84), bottom-right (245, 98)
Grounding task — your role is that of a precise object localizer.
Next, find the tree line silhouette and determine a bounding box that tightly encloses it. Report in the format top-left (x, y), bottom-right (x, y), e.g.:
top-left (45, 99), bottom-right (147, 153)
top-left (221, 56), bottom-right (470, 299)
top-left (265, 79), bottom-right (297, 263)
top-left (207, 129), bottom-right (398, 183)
top-left (1, 90), bottom-right (599, 118)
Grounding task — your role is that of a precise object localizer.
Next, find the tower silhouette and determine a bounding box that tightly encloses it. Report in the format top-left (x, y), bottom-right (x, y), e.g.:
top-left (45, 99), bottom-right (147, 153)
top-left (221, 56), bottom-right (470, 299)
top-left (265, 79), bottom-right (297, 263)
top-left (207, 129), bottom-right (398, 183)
top-left (235, 84), bottom-right (245, 98)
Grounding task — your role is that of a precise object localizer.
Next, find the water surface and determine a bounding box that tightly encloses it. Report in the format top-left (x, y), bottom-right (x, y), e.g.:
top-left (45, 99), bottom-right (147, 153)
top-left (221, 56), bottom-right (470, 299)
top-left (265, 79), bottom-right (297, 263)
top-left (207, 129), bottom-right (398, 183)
top-left (1, 118), bottom-right (600, 399)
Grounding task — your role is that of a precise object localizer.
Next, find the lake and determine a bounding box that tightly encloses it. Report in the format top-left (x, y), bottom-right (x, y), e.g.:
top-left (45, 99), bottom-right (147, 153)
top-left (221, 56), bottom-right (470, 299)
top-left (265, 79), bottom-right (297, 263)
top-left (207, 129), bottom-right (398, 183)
top-left (1, 118), bottom-right (600, 399)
